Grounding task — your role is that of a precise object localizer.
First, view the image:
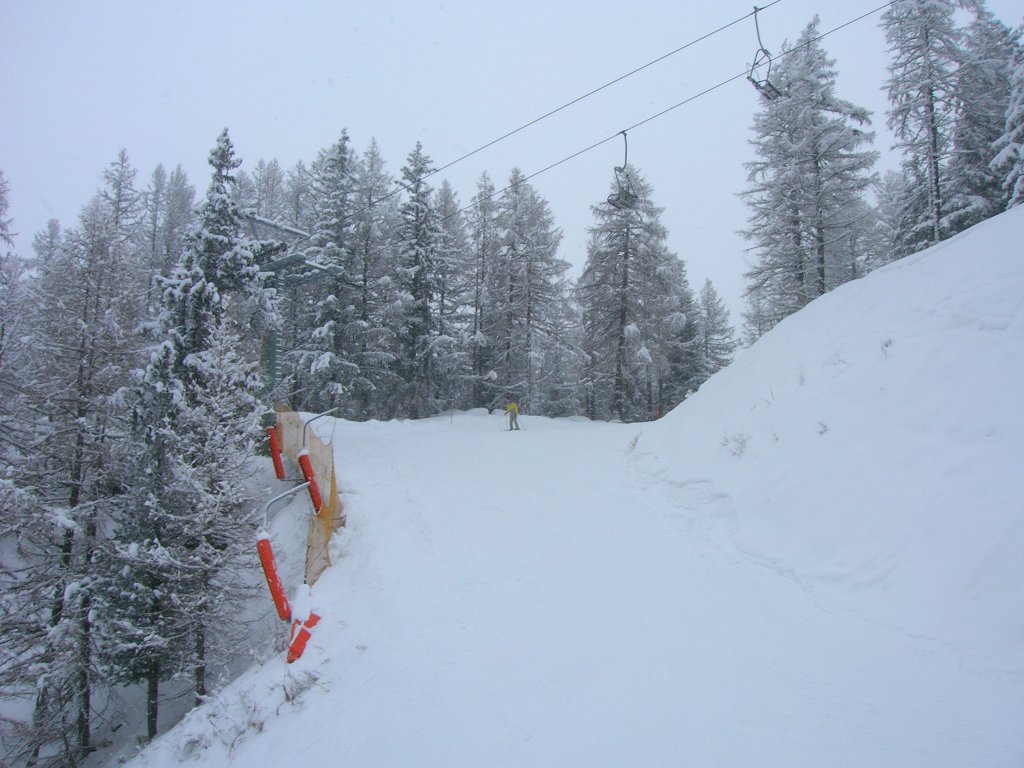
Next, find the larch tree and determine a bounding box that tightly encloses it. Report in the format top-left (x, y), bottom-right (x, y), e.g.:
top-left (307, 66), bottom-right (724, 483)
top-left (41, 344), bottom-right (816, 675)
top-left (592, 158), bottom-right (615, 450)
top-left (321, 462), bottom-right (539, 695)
top-left (946, 8), bottom-right (1020, 232)
top-left (271, 160), bottom-right (315, 404)
top-left (868, 169), bottom-right (918, 272)
top-left (991, 23), bottom-right (1024, 209)
top-left (393, 142), bottom-right (444, 419)
top-left (295, 131), bottom-right (359, 414)
top-left (144, 164), bottom-right (168, 282)
top-left (161, 166), bottom-right (197, 279)
top-left (142, 164), bottom-right (196, 308)
top-left (654, 255), bottom-right (701, 413)
top-left (0, 177), bottom-right (39, 749)
top-left (0, 171), bottom-right (12, 249)
top-left (741, 18), bottom-right (878, 337)
top-left (0, 174), bottom-right (23, 427)
top-left (433, 180), bottom-right (473, 409)
top-left (344, 139), bottom-right (402, 419)
top-left (283, 160), bottom-right (313, 232)
top-left (578, 167), bottom-right (694, 422)
top-left (466, 172), bottom-right (503, 409)
top-left (252, 158), bottom-right (288, 222)
top-left (695, 279), bottom-right (737, 380)
top-left (2, 152), bottom-right (149, 765)
top-left (230, 167), bottom-right (257, 213)
top-left (484, 169), bottom-right (566, 414)
top-left (882, 0), bottom-right (962, 251)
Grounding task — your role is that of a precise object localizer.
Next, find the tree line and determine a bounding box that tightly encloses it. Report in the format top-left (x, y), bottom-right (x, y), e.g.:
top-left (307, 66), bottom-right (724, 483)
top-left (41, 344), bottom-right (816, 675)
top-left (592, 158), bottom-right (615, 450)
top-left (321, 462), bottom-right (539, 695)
top-left (236, 134), bottom-right (731, 423)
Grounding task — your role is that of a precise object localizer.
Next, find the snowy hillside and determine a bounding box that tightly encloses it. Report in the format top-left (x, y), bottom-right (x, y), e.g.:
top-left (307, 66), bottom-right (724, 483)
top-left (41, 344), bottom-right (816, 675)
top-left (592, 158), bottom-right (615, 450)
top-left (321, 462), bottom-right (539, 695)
top-left (121, 207), bottom-right (1024, 767)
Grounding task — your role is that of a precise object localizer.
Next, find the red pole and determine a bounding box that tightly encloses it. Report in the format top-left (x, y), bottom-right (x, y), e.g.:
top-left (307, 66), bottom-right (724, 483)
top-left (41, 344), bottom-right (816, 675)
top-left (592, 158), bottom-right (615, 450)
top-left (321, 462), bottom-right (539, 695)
top-left (287, 612), bottom-right (321, 663)
top-left (266, 426), bottom-right (286, 480)
top-left (297, 452), bottom-right (323, 512)
top-left (256, 535), bottom-right (292, 621)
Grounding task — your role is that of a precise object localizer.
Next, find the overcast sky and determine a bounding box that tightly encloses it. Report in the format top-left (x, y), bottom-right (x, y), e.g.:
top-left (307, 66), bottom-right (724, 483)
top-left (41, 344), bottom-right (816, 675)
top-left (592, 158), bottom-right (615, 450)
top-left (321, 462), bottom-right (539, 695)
top-left (3, 1), bottom-right (1021, 318)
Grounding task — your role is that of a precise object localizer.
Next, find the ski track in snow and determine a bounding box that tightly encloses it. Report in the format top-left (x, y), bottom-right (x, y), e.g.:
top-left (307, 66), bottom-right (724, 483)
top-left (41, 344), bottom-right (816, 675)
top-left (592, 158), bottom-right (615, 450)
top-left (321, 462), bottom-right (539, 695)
top-left (290, 412), bottom-right (1017, 767)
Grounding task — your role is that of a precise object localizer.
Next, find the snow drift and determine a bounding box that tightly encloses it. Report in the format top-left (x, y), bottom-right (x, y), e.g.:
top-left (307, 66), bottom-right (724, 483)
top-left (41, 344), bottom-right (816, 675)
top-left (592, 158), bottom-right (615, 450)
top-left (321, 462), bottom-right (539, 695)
top-left (119, 207), bottom-right (1024, 767)
top-left (642, 204), bottom-right (1024, 653)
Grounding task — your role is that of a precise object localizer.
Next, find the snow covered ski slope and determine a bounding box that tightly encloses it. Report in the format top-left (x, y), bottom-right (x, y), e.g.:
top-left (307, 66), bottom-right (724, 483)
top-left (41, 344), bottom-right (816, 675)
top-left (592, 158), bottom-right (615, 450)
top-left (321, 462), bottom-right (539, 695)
top-left (126, 207), bottom-right (1024, 767)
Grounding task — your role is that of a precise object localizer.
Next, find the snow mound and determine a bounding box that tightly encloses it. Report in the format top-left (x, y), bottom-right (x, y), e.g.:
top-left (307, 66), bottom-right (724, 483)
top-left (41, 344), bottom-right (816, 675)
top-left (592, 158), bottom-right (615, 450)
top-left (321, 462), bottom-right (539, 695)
top-left (641, 204), bottom-right (1024, 652)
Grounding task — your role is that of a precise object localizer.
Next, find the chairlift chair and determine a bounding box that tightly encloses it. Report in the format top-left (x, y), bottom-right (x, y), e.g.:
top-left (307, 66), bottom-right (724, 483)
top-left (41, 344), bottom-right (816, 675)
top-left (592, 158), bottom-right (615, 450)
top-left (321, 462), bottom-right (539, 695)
top-left (747, 6), bottom-right (783, 100)
top-left (607, 131), bottom-right (639, 210)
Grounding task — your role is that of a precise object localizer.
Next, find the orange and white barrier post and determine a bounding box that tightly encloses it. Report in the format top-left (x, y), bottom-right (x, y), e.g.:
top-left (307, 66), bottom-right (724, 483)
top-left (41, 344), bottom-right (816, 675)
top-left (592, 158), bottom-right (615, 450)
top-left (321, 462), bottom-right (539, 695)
top-left (266, 425), bottom-right (286, 480)
top-left (297, 451), bottom-right (323, 512)
top-left (257, 533), bottom-right (291, 622)
top-left (286, 583), bottom-right (321, 663)
top-left (287, 612), bottom-right (321, 663)
top-left (296, 408), bottom-right (338, 513)
top-left (259, 482), bottom-right (310, 621)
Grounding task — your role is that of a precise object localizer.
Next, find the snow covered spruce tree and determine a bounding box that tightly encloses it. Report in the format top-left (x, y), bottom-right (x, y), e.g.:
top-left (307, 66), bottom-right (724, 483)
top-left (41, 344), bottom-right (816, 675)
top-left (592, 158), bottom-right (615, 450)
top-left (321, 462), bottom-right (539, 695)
top-left (268, 159), bottom-right (315, 405)
top-left (391, 142), bottom-right (445, 419)
top-left (292, 131), bottom-right (359, 414)
top-left (466, 172), bottom-right (503, 409)
top-left (945, 8), bottom-right (1021, 233)
top-left (0, 155), bottom-right (150, 765)
top-left (107, 130), bottom-right (274, 727)
top-left (577, 167), bottom-right (698, 421)
top-left (882, 0), bottom-right (962, 252)
top-left (433, 180), bottom-right (473, 410)
top-left (343, 139), bottom-right (403, 418)
top-left (991, 23), bottom-right (1024, 209)
top-left (695, 280), bottom-right (737, 380)
top-left (741, 18), bottom-right (878, 338)
top-left (481, 169), bottom-right (568, 415)
top-left (867, 170), bottom-right (914, 272)
top-left (103, 324), bottom-right (264, 739)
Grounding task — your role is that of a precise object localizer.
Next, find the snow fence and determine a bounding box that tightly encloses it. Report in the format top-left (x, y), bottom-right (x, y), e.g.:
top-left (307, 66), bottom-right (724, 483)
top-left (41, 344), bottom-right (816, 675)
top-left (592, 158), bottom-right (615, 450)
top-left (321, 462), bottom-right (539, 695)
top-left (272, 405), bottom-right (345, 586)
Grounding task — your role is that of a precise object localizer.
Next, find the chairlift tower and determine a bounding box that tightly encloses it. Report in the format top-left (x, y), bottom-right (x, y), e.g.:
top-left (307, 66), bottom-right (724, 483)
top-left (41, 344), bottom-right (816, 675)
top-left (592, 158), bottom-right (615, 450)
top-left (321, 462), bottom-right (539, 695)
top-left (243, 212), bottom-right (346, 393)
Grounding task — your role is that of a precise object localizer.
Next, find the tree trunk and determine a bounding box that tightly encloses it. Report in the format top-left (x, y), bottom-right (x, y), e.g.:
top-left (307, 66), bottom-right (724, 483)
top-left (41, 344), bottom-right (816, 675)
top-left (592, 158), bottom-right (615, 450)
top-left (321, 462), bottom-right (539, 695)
top-left (813, 151), bottom-right (827, 296)
top-left (925, 86), bottom-right (944, 244)
top-left (75, 504), bottom-right (98, 761)
top-left (194, 620), bottom-right (207, 705)
top-left (147, 667), bottom-right (160, 740)
top-left (613, 224), bottom-right (630, 420)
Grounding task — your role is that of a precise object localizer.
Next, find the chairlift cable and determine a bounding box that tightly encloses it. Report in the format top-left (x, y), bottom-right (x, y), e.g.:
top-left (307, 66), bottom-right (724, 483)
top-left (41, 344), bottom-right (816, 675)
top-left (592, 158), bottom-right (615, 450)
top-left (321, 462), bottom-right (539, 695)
top-left (443, 0), bottom-right (899, 224)
top-left (340, 3), bottom-right (785, 224)
top-left (425, 2), bottom-right (783, 181)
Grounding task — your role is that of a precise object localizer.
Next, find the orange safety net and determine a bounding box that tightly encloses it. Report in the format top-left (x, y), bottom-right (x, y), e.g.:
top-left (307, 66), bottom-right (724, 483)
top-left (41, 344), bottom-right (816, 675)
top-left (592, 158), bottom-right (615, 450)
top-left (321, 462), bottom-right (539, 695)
top-left (273, 405), bottom-right (345, 586)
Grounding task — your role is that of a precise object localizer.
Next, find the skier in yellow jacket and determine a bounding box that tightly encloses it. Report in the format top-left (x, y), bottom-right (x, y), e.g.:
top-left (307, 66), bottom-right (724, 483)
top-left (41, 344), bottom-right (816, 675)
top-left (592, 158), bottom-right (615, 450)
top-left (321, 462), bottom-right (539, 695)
top-left (505, 401), bottom-right (520, 431)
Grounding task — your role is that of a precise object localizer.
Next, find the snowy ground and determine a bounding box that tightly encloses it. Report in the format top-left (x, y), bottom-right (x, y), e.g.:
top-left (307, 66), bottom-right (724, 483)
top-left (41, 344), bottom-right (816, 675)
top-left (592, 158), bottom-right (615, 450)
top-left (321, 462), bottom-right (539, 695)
top-left (121, 207), bottom-right (1024, 767)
